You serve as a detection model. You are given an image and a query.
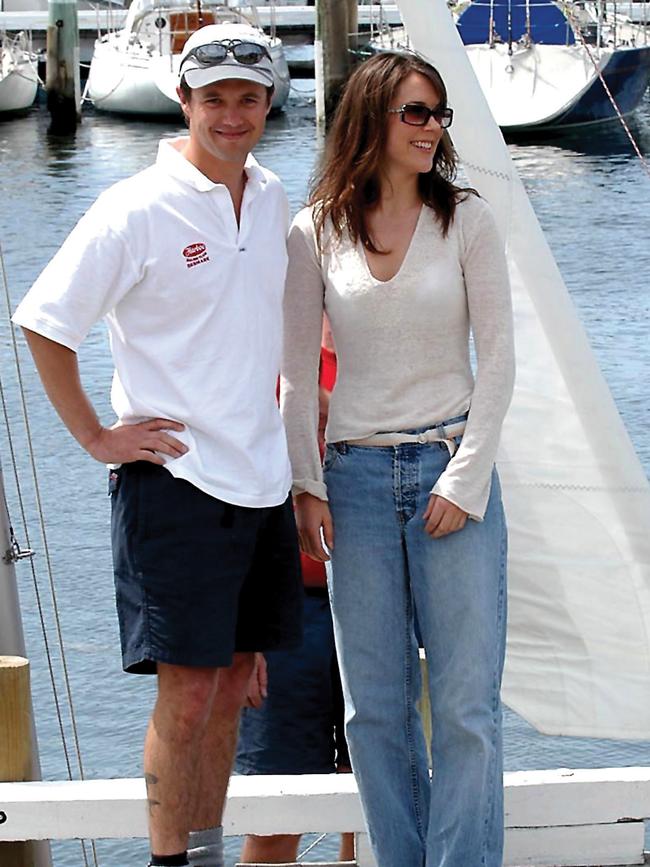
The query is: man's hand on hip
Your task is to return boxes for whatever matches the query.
[86,418,188,465]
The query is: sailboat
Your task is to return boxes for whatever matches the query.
[392,0,650,740]
[456,0,650,130]
[86,0,291,116]
[0,30,38,114]
[370,0,650,131]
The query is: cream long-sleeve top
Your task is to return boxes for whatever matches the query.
[280,193,515,520]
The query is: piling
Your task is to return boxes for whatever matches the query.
[0,657,39,867]
[314,0,359,127]
[46,0,81,134]
[0,466,52,867]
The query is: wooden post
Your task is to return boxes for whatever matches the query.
[347,0,359,54]
[46,0,81,134]
[314,0,355,128]
[0,657,38,867]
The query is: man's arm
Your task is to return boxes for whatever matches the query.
[24,329,188,465]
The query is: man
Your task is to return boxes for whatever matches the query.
[13,22,302,867]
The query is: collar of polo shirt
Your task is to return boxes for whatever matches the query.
[157,137,268,193]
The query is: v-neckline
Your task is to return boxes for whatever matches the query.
[359,204,424,285]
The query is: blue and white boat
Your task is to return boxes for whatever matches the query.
[455,0,650,130]
[370,0,650,131]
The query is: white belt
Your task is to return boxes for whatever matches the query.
[347,420,466,457]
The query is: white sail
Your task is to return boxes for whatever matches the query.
[395,0,650,738]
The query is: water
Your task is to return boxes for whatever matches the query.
[1,86,649,866]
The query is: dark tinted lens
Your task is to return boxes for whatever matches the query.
[401,104,430,126]
[231,42,267,64]
[194,43,227,64]
[434,108,453,128]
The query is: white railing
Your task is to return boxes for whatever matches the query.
[1,768,649,866]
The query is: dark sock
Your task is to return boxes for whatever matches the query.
[149,853,189,867]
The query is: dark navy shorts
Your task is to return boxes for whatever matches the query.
[236,588,350,775]
[110,462,303,675]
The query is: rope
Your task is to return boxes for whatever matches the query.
[563,3,650,180]
[297,832,328,861]
[0,242,99,867]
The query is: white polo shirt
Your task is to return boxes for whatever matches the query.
[13,137,293,508]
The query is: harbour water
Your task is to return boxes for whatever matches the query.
[1,85,649,866]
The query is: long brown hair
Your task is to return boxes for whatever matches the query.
[310,52,475,253]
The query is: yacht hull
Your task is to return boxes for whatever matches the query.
[466,41,650,130]
[88,33,290,116]
[0,44,37,113]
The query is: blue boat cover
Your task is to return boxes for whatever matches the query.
[456,0,575,45]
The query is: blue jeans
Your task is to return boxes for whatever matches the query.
[324,431,507,867]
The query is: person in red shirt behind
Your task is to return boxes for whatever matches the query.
[236,326,353,865]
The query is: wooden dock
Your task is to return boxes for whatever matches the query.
[1,767,649,866]
[0,4,401,67]
[0,4,402,34]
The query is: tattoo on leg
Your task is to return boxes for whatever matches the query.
[145,772,161,815]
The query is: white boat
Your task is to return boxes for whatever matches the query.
[0,29,37,114]
[369,0,650,131]
[86,0,291,117]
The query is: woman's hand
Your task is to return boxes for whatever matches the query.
[294,492,334,562]
[423,495,468,538]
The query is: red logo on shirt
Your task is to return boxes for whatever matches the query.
[182,243,210,269]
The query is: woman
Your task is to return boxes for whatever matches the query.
[281,51,515,867]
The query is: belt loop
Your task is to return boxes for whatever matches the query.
[444,439,458,458]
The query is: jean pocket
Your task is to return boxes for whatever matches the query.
[323,444,340,473]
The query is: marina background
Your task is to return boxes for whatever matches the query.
[0,82,649,865]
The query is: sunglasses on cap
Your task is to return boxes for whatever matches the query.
[387,103,454,129]
[180,38,271,73]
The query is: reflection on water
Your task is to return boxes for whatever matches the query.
[1,87,649,866]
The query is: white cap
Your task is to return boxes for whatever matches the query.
[179,23,275,91]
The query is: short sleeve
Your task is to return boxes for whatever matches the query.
[12,190,141,350]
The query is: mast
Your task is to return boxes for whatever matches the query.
[0,467,29,659]
[597,0,604,46]
[507,0,513,54]
[0,463,52,867]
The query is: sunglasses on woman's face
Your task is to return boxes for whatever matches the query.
[180,39,271,72]
[387,104,454,129]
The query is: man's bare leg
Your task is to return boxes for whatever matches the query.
[337,767,355,861]
[187,653,257,866]
[144,663,221,857]
[240,759,355,864]
[240,831,354,864]
[240,833,301,863]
